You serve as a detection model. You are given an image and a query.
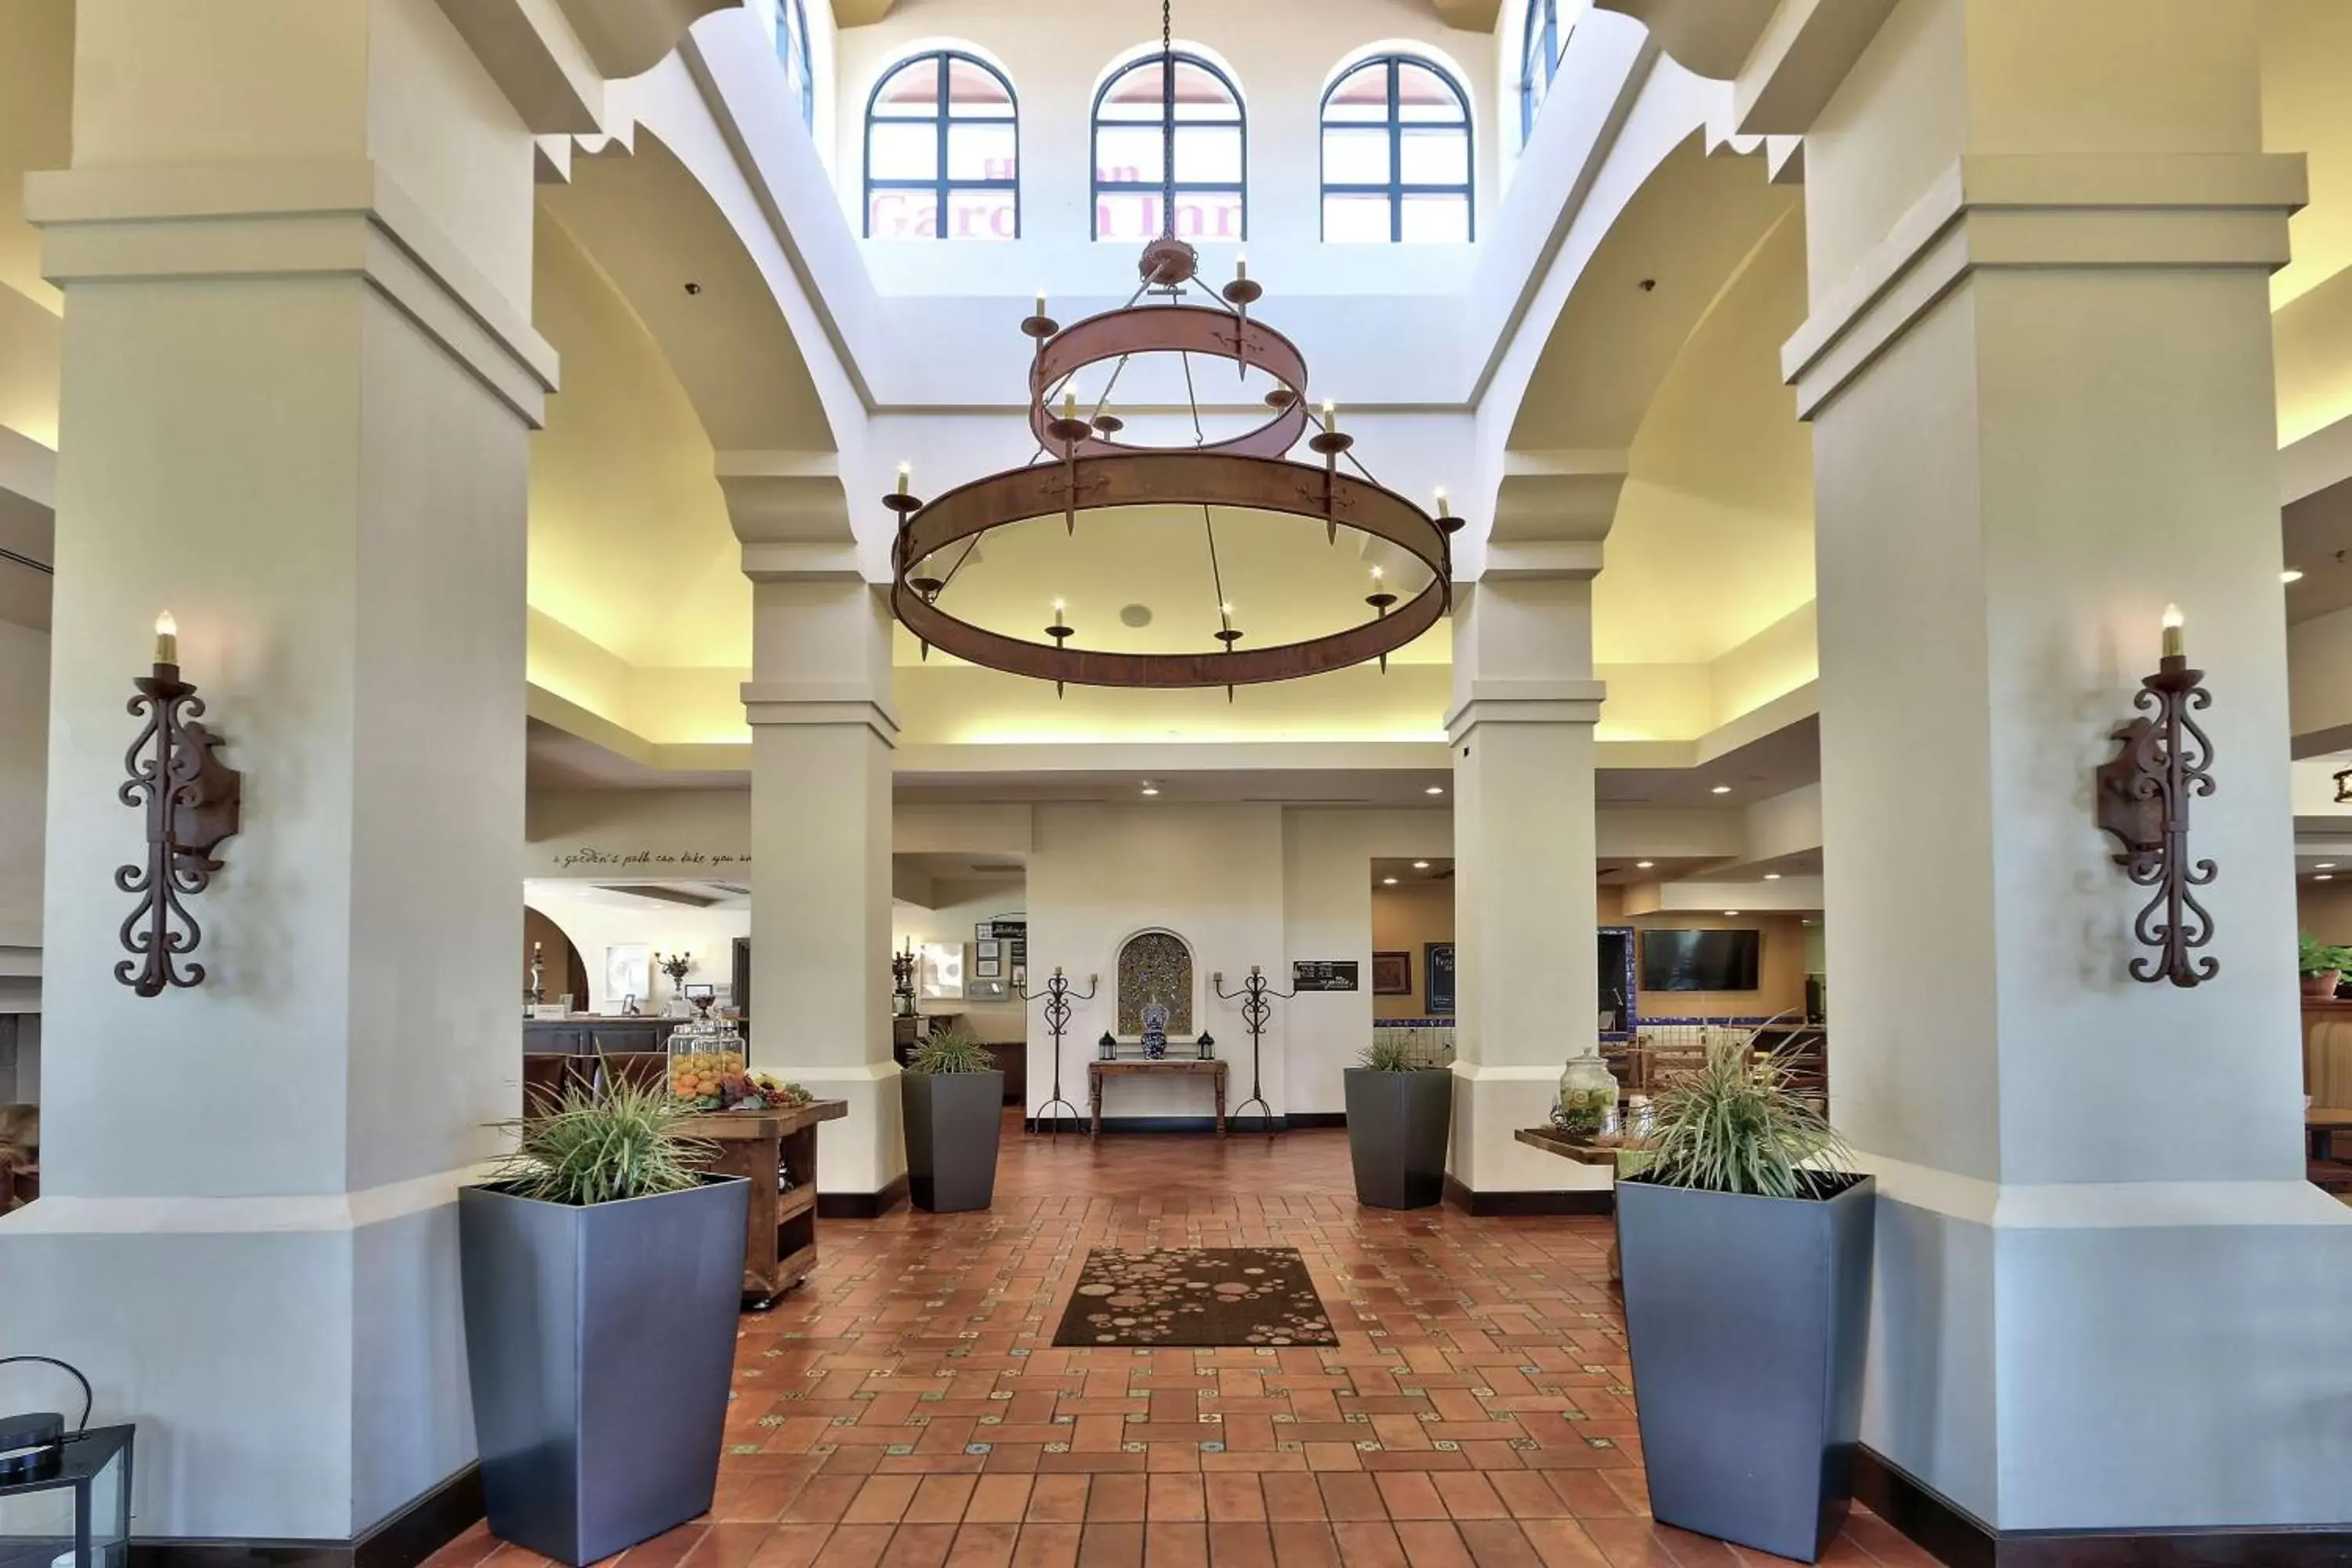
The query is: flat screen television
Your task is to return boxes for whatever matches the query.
[1640,928,1761,993]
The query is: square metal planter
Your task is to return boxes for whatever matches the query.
[1616,1173,1875,1563]
[458,1175,750,1566]
[1343,1068,1452,1209]
[903,1069,1004,1212]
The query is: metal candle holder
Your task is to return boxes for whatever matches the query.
[1214,964,1294,1135]
[116,636,241,996]
[2096,648,2217,988]
[1022,966,1098,1137]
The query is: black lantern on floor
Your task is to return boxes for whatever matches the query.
[0,1358,132,1568]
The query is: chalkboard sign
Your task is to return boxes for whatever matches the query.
[1291,960,1359,992]
[1425,942,1457,1015]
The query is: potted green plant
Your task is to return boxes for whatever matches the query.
[1614,1034,1872,1564]
[459,1080,746,1566]
[902,1031,1004,1212]
[2299,932,2350,999]
[1344,1037,1452,1209]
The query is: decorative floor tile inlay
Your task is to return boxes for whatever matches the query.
[1052,1245,1338,1347]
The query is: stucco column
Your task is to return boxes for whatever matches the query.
[1445,477,1612,1203]
[0,0,552,1543]
[1791,0,2350,1532]
[732,463,903,1207]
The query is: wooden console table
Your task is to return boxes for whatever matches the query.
[1515,1127,1642,1282]
[680,1100,847,1308]
[1089,1059,1228,1137]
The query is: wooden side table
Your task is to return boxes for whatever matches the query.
[681,1100,848,1308]
[1516,1126,1644,1283]
[1089,1059,1228,1137]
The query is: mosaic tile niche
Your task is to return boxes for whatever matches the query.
[1116,930,1194,1036]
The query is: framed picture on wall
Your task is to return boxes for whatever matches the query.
[1372,951,1412,996]
[975,956,1002,979]
[605,943,650,1009]
[1425,942,1457,1015]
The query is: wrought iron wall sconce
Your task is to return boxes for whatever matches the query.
[116,613,241,996]
[2094,604,2216,988]
[1022,966,1098,1136]
[1213,965,1294,1135]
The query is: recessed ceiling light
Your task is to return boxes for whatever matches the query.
[1412,860,1430,869]
[2285,568,2307,584]
[1140,782,1160,797]
[1635,860,1654,869]
[1711,785,1732,795]
[1425,786,1446,796]
[2321,874,2336,882]
[1382,877,1399,885]
[1765,873,1782,881]
[2321,862,2338,870]
[1723,910,1741,917]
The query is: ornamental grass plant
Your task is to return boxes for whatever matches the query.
[492,1077,717,1206]
[1641,1030,1851,1200]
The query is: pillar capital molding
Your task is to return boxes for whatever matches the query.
[1782,152,2308,419]
[1444,678,1608,742]
[739,681,900,746]
[1483,453,1624,582]
[24,159,557,427]
[720,453,862,583]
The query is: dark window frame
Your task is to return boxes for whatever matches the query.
[783,0,814,129]
[1319,53,1475,244]
[1520,0,1561,145]
[1090,49,1249,243]
[862,48,1021,241]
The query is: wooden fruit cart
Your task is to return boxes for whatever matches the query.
[681,1100,848,1309]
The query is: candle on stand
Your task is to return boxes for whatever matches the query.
[895,461,911,497]
[2161,603,2185,660]
[1034,288,1047,318]
[1064,390,1079,423]
[1370,564,1385,583]
[154,611,178,666]
[1236,254,1248,281]
[1321,399,1337,433]
[1434,485,1450,519]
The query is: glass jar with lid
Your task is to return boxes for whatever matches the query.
[667,1013,747,1107]
[1554,1049,1620,1135]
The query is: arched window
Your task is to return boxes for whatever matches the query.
[1092,52,1246,244]
[864,49,1018,241]
[1322,54,1473,244]
[1520,0,1564,143]
[777,0,815,130]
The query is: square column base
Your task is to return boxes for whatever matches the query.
[1446,1062,1613,1207]
[768,1061,904,1207]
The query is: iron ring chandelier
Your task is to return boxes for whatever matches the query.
[884,0,1461,692]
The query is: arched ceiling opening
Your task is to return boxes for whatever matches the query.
[539,130,836,454]
[1506,132,1797,452]
[1599,209,1812,663]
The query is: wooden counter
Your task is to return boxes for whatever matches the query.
[680,1100,847,1308]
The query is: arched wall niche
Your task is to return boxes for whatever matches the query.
[1115,927,1196,1037]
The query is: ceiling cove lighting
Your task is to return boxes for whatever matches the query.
[883,0,1457,700]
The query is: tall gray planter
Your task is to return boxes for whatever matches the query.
[459,1176,750,1567]
[1343,1068,1451,1209]
[903,1069,1004,1212]
[1615,1174,1876,1564]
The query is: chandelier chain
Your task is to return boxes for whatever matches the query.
[1160,0,1177,241]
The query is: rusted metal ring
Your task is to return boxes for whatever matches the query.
[891,452,1451,689]
[1028,305,1312,460]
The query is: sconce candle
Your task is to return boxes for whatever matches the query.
[2095,609,2217,988]
[117,622,243,995]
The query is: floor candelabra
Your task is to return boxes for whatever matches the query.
[1022,966,1097,1137]
[1214,965,1294,1135]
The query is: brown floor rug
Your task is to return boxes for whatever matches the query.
[1052,1247,1339,1348]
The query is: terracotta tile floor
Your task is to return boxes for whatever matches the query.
[426,1113,1944,1568]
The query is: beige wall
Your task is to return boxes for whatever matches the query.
[2296,882,2352,946]
[1371,883,1454,1019]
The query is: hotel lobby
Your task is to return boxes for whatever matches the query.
[2,1,2351,1565]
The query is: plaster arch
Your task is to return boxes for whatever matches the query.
[1112,925,1200,1039]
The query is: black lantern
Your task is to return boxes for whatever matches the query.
[1196,1031,1216,1061]
[1098,1031,1117,1062]
[0,1358,132,1568]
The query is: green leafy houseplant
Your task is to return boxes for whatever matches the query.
[2299,931,2352,977]
[910,1031,995,1075]
[1640,1035,1852,1200]
[492,1078,717,1206]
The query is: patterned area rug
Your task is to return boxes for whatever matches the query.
[1051,1246,1338,1348]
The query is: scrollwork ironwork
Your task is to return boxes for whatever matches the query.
[2095,659,2217,988]
[1214,965,1295,1135]
[1022,967,1098,1136]
[115,666,241,996]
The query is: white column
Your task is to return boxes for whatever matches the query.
[1446,472,1613,1200]
[1791,0,2350,1531]
[0,0,552,1541]
[731,463,904,1204]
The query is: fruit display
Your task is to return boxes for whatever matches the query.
[669,1047,747,1105]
